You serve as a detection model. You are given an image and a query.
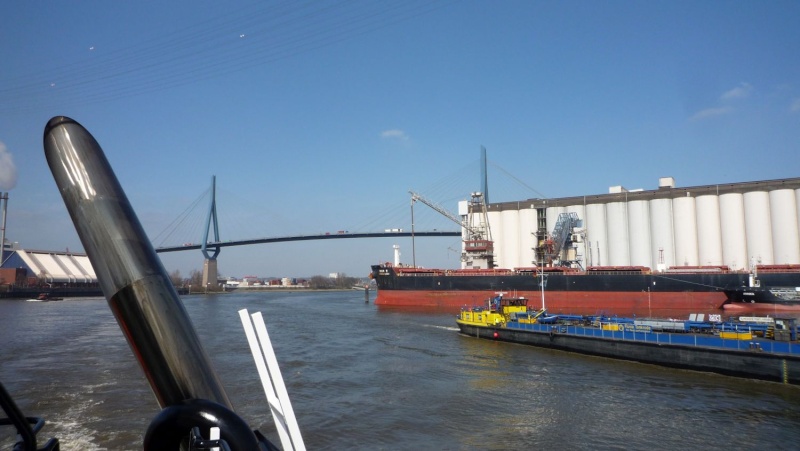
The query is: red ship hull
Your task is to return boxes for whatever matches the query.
[371,263,800,317]
[374,289,728,317]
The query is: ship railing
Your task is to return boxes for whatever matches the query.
[516,268,658,276]
[508,322,800,356]
[587,266,651,272]
[662,268,751,274]
[393,269,445,276]
[448,269,515,276]
[667,265,730,272]
[0,380,60,450]
[755,264,800,274]
[394,269,516,277]
[578,270,655,276]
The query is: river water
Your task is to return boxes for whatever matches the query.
[2,291,800,450]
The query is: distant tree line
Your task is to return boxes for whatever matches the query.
[168,269,203,288]
[307,274,359,289]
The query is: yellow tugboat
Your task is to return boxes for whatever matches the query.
[457,294,546,328]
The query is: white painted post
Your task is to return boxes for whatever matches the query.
[238,309,299,450]
[251,311,306,451]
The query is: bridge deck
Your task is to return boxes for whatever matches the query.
[154,230,460,253]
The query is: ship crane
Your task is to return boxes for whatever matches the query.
[409,190,495,269]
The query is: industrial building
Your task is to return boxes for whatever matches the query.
[0,189,101,295]
[468,177,800,271]
[0,248,98,287]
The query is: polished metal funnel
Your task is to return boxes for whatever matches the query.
[43,116,232,410]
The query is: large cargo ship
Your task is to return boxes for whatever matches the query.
[370,263,800,316]
[373,172,800,316]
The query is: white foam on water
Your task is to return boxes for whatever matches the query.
[46,385,111,450]
[49,419,108,451]
[423,324,460,332]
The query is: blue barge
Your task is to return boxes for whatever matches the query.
[457,296,800,384]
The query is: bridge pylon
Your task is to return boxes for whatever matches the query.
[201,175,221,292]
[202,258,219,292]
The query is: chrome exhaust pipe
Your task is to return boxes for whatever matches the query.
[43,116,231,409]
[44,117,266,449]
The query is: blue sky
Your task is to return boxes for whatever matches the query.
[1,0,799,279]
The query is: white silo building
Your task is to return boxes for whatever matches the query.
[468,177,800,271]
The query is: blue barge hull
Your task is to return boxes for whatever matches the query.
[457,321,800,384]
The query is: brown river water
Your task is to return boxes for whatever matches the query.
[2,291,800,450]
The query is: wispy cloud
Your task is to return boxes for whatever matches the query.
[380,129,409,140]
[690,107,733,121]
[0,141,17,191]
[720,82,752,100]
[791,98,800,113]
[690,83,752,121]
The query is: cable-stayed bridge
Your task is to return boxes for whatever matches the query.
[153,177,461,290]
[154,230,459,253]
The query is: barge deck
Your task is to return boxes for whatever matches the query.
[457,296,800,384]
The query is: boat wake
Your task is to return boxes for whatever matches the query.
[423,324,460,332]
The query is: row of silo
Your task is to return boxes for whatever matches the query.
[773,189,800,263]
[649,198,674,269]
[673,195,699,266]
[500,209,520,269]
[585,203,609,266]
[719,192,747,268]
[486,206,536,269]
[518,207,537,267]
[482,182,800,271]
[604,201,628,266]
[695,194,722,266]
[602,188,799,269]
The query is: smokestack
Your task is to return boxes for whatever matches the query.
[0,140,18,265]
[43,117,232,408]
[0,192,6,264]
[44,116,261,448]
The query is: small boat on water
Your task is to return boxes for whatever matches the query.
[456,295,800,384]
[25,293,64,302]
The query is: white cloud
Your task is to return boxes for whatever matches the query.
[791,98,800,113]
[690,107,733,121]
[720,82,752,101]
[0,142,17,191]
[380,129,409,140]
[689,83,753,121]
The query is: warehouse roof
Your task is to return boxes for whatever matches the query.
[4,249,97,283]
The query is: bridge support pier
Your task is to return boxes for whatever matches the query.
[202,258,220,292]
